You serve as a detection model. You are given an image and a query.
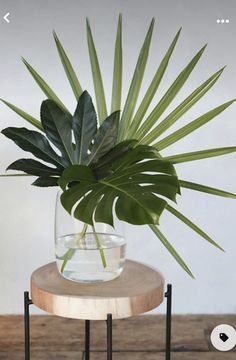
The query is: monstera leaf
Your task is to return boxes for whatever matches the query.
[59,143,179,227]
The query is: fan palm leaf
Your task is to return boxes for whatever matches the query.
[117,18,155,141]
[179,180,236,199]
[111,14,123,113]
[153,100,235,150]
[134,44,207,140]
[22,58,70,114]
[138,67,225,144]
[0,99,43,131]
[149,224,194,278]
[166,204,223,250]
[165,147,236,164]
[53,31,83,100]
[128,28,181,138]
[86,18,108,122]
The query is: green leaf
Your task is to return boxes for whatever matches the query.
[72,91,97,164]
[135,45,207,140]
[93,140,137,170]
[1,99,43,131]
[114,189,166,226]
[141,67,225,144]
[40,100,74,165]
[87,111,120,164]
[7,158,62,176]
[86,18,107,122]
[166,204,224,251]
[112,178,179,202]
[53,31,83,100]
[101,146,180,194]
[165,146,236,164]
[61,182,95,212]
[0,173,33,177]
[32,176,59,187]
[111,14,123,113]
[179,180,236,199]
[95,191,116,226]
[128,28,181,138]
[111,160,177,178]
[22,58,70,114]
[60,148,179,226]
[1,127,64,167]
[59,164,95,185]
[73,184,104,225]
[154,99,236,150]
[149,224,194,278]
[75,180,166,227]
[120,174,179,202]
[118,18,155,141]
[109,145,164,171]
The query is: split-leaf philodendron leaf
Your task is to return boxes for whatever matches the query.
[59,146,179,227]
[1,16,236,277]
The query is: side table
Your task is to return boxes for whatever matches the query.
[24,260,172,359]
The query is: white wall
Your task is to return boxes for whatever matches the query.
[0,0,236,314]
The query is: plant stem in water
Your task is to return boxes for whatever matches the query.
[60,223,88,273]
[92,225,107,268]
[76,223,88,248]
[60,248,75,274]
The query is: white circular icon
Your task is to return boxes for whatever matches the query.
[211,324,236,351]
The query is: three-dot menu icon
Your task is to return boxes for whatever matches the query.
[217,19,230,24]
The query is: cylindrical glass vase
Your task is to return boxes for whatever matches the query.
[55,191,126,283]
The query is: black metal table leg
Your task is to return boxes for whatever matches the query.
[24,291,32,360]
[165,284,172,360]
[107,313,112,360]
[84,320,90,360]
[24,285,168,360]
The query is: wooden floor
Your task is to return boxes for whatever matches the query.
[0,315,235,359]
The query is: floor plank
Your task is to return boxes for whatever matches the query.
[0,315,236,359]
[90,352,236,360]
[1,351,235,360]
[0,351,235,360]
[0,352,83,360]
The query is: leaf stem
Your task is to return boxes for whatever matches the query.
[92,224,107,268]
[60,248,75,274]
[76,223,88,247]
[60,223,88,273]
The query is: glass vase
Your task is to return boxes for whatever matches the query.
[54,191,126,283]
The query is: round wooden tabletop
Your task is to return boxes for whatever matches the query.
[31,260,165,320]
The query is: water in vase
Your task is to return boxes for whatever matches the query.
[55,232,126,282]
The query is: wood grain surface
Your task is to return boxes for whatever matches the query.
[0,315,235,359]
[31,260,164,320]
